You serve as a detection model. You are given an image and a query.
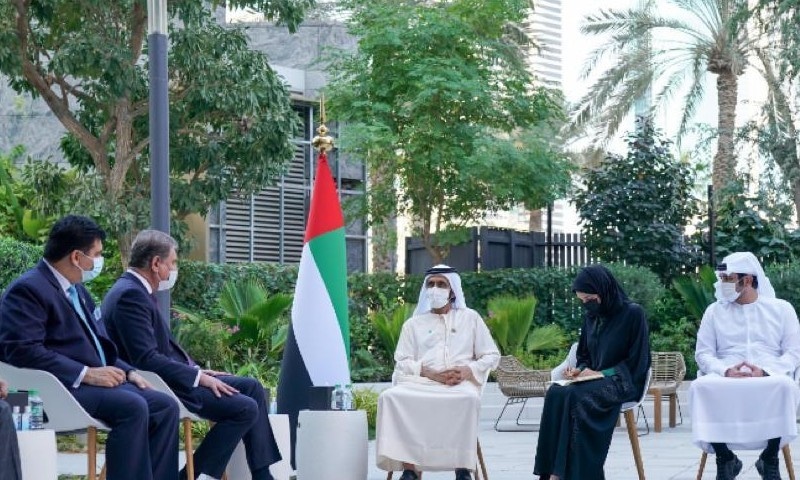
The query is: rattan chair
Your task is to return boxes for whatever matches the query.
[493,356,550,431]
[647,352,686,432]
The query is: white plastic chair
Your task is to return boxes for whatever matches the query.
[0,361,110,480]
[137,370,204,480]
[619,367,652,480]
[694,367,798,480]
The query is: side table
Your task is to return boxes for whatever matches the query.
[296,409,368,480]
[17,429,57,480]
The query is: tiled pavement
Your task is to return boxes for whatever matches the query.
[57,381,798,479]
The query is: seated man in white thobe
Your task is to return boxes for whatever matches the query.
[376,265,500,480]
[690,252,800,480]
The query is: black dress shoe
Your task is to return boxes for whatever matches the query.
[455,468,472,480]
[399,470,419,480]
[716,455,742,480]
[756,457,782,480]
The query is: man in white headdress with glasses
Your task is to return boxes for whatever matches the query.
[690,252,800,480]
[375,265,500,480]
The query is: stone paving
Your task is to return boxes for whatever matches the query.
[57,381,799,479]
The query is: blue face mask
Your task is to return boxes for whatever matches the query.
[77,252,104,283]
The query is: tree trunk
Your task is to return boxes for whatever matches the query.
[713,71,739,192]
[529,208,544,232]
[371,216,397,273]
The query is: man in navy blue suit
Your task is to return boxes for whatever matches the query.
[0,215,179,480]
[102,229,280,480]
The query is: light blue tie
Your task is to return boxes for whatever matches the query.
[67,285,106,366]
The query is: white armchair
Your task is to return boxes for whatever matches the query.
[0,361,109,480]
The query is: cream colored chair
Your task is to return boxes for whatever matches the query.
[647,352,686,432]
[0,361,109,480]
[493,355,550,431]
[694,367,798,480]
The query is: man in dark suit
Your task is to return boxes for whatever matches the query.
[103,229,280,480]
[0,377,22,480]
[0,215,179,480]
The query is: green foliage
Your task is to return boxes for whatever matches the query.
[647,288,699,378]
[485,295,537,355]
[525,324,567,353]
[574,118,700,281]
[707,180,800,264]
[173,261,298,317]
[172,308,234,370]
[0,0,311,258]
[650,316,699,379]
[0,236,41,291]
[672,266,716,320]
[326,0,572,261]
[767,262,800,314]
[352,387,380,438]
[219,279,292,355]
[369,303,415,361]
[350,347,392,383]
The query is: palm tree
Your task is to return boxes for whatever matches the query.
[572,0,752,192]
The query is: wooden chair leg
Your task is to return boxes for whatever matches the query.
[697,451,707,480]
[668,393,677,428]
[477,439,488,480]
[99,464,107,480]
[386,472,393,480]
[651,389,662,433]
[783,445,795,480]
[88,426,97,480]
[624,410,646,480]
[183,418,195,480]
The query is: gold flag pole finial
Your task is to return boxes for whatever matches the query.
[312,93,334,153]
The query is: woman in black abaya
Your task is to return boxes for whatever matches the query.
[533,265,651,480]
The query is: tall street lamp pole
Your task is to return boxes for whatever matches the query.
[148,0,171,317]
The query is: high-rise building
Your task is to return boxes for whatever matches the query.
[521,0,581,234]
[526,0,563,89]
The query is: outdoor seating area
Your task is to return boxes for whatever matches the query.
[648,352,687,433]
[492,356,550,431]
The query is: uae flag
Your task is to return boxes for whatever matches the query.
[277,150,351,467]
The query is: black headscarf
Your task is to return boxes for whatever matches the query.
[571,265,629,317]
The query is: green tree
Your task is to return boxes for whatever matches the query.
[574,117,699,280]
[326,0,572,262]
[574,0,753,192]
[0,0,311,258]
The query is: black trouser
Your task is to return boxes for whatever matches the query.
[712,437,780,462]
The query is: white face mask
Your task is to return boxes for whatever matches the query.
[157,269,178,291]
[427,287,451,309]
[77,253,104,283]
[716,281,741,303]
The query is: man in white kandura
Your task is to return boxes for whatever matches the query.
[376,265,500,480]
[690,252,800,480]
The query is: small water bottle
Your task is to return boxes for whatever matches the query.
[11,406,21,431]
[331,384,344,410]
[29,390,44,430]
[20,408,30,431]
[342,384,354,411]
